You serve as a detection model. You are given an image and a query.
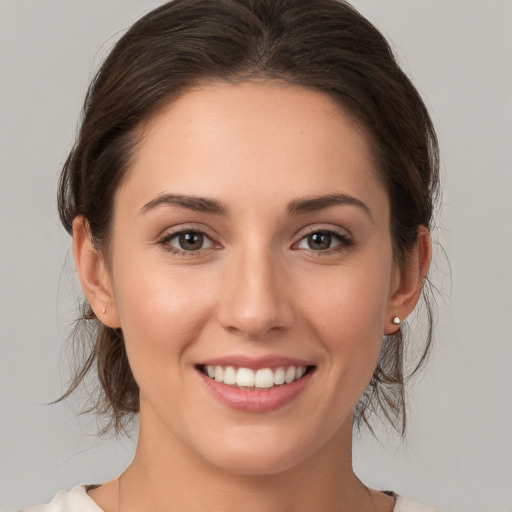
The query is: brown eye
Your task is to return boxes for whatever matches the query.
[179,232,203,250]
[308,232,332,250]
[167,231,212,251]
[296,231,345,251]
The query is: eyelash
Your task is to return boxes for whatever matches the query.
[157,228,352,257]
[157,228,217,257]
[295,229,352,255]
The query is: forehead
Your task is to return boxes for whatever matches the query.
[119,81,388,218]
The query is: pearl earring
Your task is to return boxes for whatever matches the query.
[102,307,107,314]
[392,316,401,325]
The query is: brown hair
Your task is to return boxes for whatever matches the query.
[58,0,439,435]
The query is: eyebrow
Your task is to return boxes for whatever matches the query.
[140,192,372,220]
[287,193,373,221]
[140,194,228,216]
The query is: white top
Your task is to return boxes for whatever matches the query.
[20,485,441,512]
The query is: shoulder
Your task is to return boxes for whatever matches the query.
[393,494,443,512]
[20,485,103,512]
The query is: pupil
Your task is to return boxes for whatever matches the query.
[309,232,331,250]
[179,232,203,250]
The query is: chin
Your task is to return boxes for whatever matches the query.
[194,423,330,477]
[207,445,306,477]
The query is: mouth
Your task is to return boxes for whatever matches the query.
[196,364,316,390]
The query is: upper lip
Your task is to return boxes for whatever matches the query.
[196,355,314,370]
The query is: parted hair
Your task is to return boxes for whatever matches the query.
[58,0,439,435]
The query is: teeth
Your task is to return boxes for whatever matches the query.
[223,366,237,385]
[214,366,223,382]
[236,367,255,387]
[285,366,296,384]
[203,365,308,389]
[296,366,306,379]
[255,368,274,389]
[273,367,285,385]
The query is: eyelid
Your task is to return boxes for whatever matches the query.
[294,224,352,241]
[167,231,213,250]
[156,222,218,241]
[292,226,353,253]
[155,223,352,256]
[157,224,222,255]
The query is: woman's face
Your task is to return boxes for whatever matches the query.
[100,82,403,474]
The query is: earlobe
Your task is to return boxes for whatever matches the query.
[72,216,121,328]
[384,226,431,335]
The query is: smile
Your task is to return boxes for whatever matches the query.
[201,365,309,389]
[196,358,316,412]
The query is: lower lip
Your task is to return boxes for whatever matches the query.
[198,369,314,413]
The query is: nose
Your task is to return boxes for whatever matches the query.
[217,247,295,339]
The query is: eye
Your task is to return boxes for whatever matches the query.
[296,230,348,251]
[161,230,214,252]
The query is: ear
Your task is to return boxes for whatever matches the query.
[384,226,431,335]
[72,216,121,328]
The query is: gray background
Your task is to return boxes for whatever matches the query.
[1,1,511,511]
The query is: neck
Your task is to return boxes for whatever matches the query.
[118,410,376,512]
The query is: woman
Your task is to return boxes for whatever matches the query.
[25,0,439,510]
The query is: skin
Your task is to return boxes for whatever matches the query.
[74,82,430,512]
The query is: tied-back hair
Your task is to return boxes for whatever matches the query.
[58,0,439,435]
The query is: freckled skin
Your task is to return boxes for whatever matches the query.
[77,82,423,512]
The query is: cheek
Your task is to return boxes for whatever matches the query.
[302,261,391,337]
[111,259,216,367]
[297,256,393,383]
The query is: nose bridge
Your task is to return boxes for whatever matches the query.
[218,241,293,338]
